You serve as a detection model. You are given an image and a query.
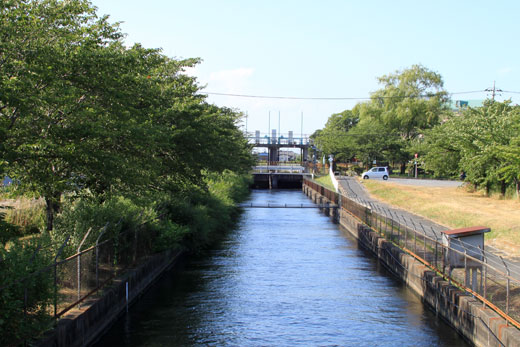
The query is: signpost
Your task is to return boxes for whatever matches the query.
[414,153,418,178]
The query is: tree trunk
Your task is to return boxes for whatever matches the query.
[500,180,507,197]
[400,162,406,175]
[485,183,490,197]
[45,192,61,231]
[516,179,519,200]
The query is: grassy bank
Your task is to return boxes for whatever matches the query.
[313,175,335,191]
[362,180,520,251]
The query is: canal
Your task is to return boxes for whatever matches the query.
[96,190,468,346]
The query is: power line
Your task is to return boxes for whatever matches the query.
[200,90,487,101]
[485,81,503,101]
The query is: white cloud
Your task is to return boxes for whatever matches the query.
[208,67,254,93]
[182,65,199,78]
[498,67,513,75]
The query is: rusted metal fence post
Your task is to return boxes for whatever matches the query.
[24,244,42,325]
[54,236,70,318]
[389,209,394,241]
[464,247,468,287]
[95,223,110,288]
[77,228,92,308]
[382,208,389,238]
[421,224,427,259]
[500,256,510,321]
[479,246,486,305]
[364,201,369,226]
[431,228,439,268]
[404,218,408,249]
[414,227,417,254]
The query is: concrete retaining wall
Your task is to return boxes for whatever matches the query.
[303,182,520,347]
[36,249,184,347]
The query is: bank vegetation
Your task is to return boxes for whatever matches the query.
[313,65,520,199]
[0,1,253,344]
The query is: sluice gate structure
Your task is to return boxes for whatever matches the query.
[248,131,313,189]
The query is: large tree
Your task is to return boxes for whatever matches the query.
[313,109,359,161]
[372,64,449,140]
[315,65,449,171]
[423,100,520,196]
[1,0,253,230]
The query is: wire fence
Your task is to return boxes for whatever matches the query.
[0,217,160,344]
[304,178,520,329]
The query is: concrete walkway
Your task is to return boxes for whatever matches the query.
[337,177,520,282]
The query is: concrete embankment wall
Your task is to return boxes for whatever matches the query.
[303,182,520,347]
[37,249,183,347]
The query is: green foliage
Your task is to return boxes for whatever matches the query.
[0,237,54,345]
[52,195,156,254]
[1,0,253,232]
[423,100,520,195]
[152,221,190,252]
[3,200,46,237]
[206,170,252,205]
[0,0,254,342]
[153,172,250,252]
[372,64,449,140]
[315,65,449,170]
[0,206,21,244]
[313,110,359,161]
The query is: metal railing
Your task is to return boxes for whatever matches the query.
[252,165,305,173]
[247,133,312,146]
[304,178,520,329]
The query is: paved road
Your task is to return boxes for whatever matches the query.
[337,177,520,282]
[379,177,464,188]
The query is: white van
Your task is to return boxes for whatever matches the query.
[361,167,389,180]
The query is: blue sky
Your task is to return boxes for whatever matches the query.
[90,0,520,136]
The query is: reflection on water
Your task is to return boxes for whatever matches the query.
[96,190,468,346]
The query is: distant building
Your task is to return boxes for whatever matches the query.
[448,99,485,112]
[257,152,268,161]
[279,150,297,162]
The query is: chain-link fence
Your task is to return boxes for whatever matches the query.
[0,218,160,345]
[304,178,520,329]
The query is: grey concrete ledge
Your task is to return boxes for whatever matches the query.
[36,249,184,347]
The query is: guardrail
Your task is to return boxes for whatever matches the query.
[304,178,520,329]
[247,134,312,146]
[252,165,305,173]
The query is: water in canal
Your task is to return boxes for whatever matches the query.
[96,190,468,346]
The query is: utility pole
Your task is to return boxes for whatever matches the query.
[485,81,502,101]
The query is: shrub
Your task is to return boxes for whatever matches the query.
[4,199,45,237]
[52,196,157,255]
[0,237,54,345]
[152,220,190,252]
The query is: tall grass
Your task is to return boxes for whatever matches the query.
[0,198,45,243]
